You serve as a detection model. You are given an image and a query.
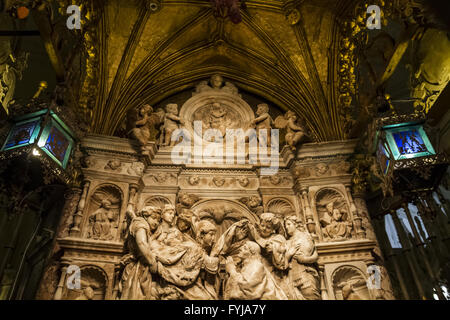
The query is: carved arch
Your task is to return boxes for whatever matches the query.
[191,199,259,239]
[331,265,370,300]
[82,183,123,239]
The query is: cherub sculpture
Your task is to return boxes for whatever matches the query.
[127,104,165,153]
[251,103,273,147]
[161,103,184,147]
[275,111,307,151]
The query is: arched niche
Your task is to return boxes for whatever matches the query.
[191,199,259,239]
[63,265,108,300]
[83,184,123,241]
[315,187,352,241]
[331,265,371,300]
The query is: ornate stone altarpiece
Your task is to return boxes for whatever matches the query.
[36,79,394,300]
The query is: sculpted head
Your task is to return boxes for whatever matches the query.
[238,241,261,260]
[139,104,153,116]
[326,201,334,213]
[141,206,162,231]
[210,74,224,89]
[256,103,269,116]
[332,208,344,222]
[196,220,217,250]
[258,212,281,238]
[162,204,176,225]
[284,215,303,237]
[178,192,198,207]
[166,103,178,115]
[286,110,297,121]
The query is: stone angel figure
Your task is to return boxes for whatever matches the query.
[274,111,307,151]
[127,104,164,153]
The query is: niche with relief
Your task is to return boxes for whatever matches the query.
[331,266,371,300]
[84,184,122,241]
[64,266,108,300]
[315,188,352,241]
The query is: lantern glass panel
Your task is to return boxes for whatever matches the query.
[1,118,41,151]
[37,118,74,169]
[385,124,435,160]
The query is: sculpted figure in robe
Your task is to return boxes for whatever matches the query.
[277,215,321,300]
[88,199,115,240]
[148,204,220,300]
[323,201,352,241]
[224,241,288,300]
[248,213,287,290]
[119,206,161,300]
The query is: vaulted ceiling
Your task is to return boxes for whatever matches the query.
[80,0,356,141]
[3,0,448,143]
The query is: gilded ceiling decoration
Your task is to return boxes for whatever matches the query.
[41,0,449,142]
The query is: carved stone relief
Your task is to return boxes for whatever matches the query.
[316,188,353,241]
[84,185,122,241]
[332,266,371,300]
[104,160,122,172]
[239,196,264,215]
[64,266,107,300]
[266,198,296,216]
[294,160,352,180]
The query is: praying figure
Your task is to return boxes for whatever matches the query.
[88,199,116,240]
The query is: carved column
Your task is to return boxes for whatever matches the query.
[346,186,365,239]
[53,264,68,300]
[58,187,82,238]
[69,180,90,237]
[318,265,328,300]
[301,188,317,239]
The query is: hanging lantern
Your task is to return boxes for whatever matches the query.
[0,107,76,183]
[372,113,448,194]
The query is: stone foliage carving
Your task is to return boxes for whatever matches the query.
[127,162,145,176]
[261,175,292,186]
[148,172,177,184]
[316,189,353,241]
